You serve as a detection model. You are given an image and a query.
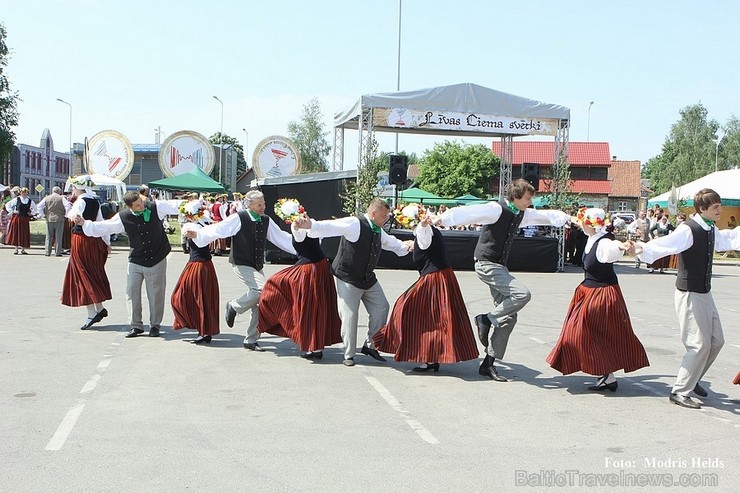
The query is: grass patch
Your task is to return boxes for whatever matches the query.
[29,219,184,247]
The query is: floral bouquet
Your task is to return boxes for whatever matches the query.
[274,198,305,224]
[576,207,610,229]
[393,203,425,229]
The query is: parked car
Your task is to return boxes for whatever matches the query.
[611,212,636,224]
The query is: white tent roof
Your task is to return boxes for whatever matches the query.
[334,82,570,137]
[648,169,740,206]
[65,174,127,202]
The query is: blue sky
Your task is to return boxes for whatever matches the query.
[3,0,739,168]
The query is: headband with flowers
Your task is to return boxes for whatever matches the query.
[274,198,305,224]
[393,203,426,229]
[179,199,209,224]
[576,207,610,229]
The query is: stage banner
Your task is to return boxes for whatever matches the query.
[372,107,560,136]
[252,136,302,179]
[158,130,216,177]
[85,130,135,180]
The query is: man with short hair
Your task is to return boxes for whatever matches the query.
[634,188,740,409]
[186,190,296,351]
[36,186,71,257]
[434,179,570,381]
[75,190,183,338]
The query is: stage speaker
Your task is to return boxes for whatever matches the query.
[521,162,540,189]
[389,154,408,185]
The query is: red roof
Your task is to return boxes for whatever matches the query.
[546,179,611,194]
[492,141,612,166]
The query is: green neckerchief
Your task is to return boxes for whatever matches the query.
[248,209,262,223]
[366,216,381,234]
[699,215,715,228]
[505,200,520,215]
[132,208,151,222]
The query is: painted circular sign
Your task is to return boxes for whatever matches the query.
[85,130,134,180]
[158,130,216,177]
[252,135,302,179]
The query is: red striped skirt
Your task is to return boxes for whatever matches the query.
[171,260,220,336]
[373,267,479,363]
[257,259,341,352]
[62,219,73,250]
[5,215,31,248]
[651,255,670,269]
[546,283,649,376]
[733,371,740,385]
[61,234,112,306]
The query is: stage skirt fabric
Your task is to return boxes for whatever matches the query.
[257,259,341,352]
[171,260,220,336]
[546,283,649,376]
[733,371,740,385]
[5,215,31,248]
[61,234,112,307]
[373,267,479,364]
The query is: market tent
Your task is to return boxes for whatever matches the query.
[65,174,126,202]
[648,170,740,208]
[148,166,225,193]
[454,193,490,205]
[397,187,457,206]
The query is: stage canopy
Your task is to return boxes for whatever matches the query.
[397,186,457,206]
[148,166,225,193]
[648,169,740,207]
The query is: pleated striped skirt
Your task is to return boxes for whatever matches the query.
[733,371,740,385]
[171,260,220,336]
[5,215,31,248]
[546,283,649,376]
[257,259,342,352]
[373,267,479,364]
[61,233,112,307]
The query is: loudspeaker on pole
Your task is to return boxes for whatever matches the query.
[389,154,408,185]
[521,162,540,189]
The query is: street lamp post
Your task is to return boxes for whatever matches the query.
[242,128,249,165]
[56,98,72,173]
[154,126,164,144]
[587,101,594,141]
[395,0,402,153]
[213,96,224,185]
[715,135,722,173]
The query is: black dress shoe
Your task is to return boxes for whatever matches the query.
[479,364,507,382]
[191,335,212,344]
[343,358,355,367]
[412,363,440,373]
[91,308,108,324]
[475,314,492,346]
[225,303,237,328]
[243,342,265,351]
[300,351,323,360]
[588,380,618,392]
[149,326,160,337]
[361,344,386,362]
[126,328,145,338]
[80,318,95,330]
[669,393,701,409]
[693,383,708,397]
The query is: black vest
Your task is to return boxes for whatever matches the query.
[293,236,325,265]
[474,201,525,265]
[229,210,267,270]
[413,226,450,276]
[17,198,32,217]
[582,234,619,287]
[332,216,382,289]
[72,197,100,234]
[676,220,713,294]
[119,201,171,267]
[187,238,212,262]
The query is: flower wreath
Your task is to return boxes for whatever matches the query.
[393,203,425,229]
[274,198,305,224]
[179,199,207,223]
[68,175,95,188]
[576,207,610,229]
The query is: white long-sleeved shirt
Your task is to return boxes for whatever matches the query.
[69,193,109,245]
[81,200,182,238]
[438,201,570,229]
[36,193,72,219]
[4,196,37,216]
[414,223,433,250]
[585,231,626,264]
[305,214,410,257]
[192,210,296,255]
[637,214,740,264]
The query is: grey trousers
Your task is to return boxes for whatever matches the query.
[126,258,167,330]
[672,290,724,395]
[230,264,265,344]
[335,279,389,360]
[475,260,532,359]
[45,220,65,255]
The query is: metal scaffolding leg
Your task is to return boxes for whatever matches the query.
[498,135,513,198]
[332,127,344,171]
[551,120,570,272]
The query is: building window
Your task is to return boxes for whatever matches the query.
[591,167,608,180]
[618,201,628,211]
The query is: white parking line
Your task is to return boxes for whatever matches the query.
[365,376,440,445]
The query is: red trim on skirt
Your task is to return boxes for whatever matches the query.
[258,259,341,352]
[546,283,649,376]
[6,215,31,247]
[171,260,220,336]
[733,371,740,385]
[373,267,479,363]
[61,234,112,306]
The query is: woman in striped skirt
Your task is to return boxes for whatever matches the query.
[171,199,219,344]
[258,199,341,359]
[733,372,740,385]
[62,179,112,330]
[4,187,37,255]
[373,204,478,372]
[547,208,649,391]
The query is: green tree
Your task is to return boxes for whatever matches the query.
[718,115,740,170]
[209,132,247,187]
[0,23,20,176]
[340,140,389,214]
[287,97,331,174]
[644,103,720,195]
[415,141,498,198]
